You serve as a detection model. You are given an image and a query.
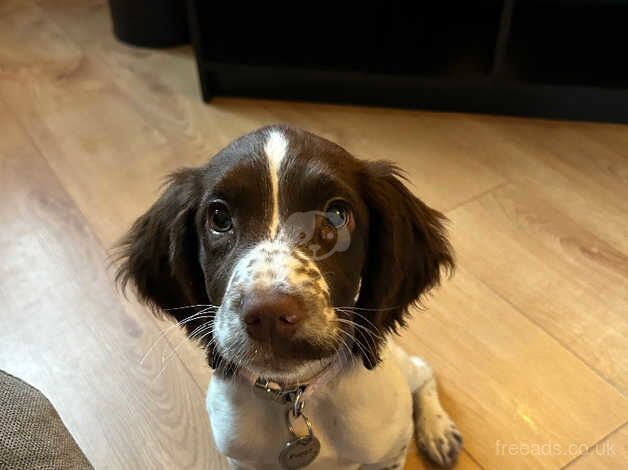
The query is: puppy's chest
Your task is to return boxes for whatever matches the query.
[207,362,413,467]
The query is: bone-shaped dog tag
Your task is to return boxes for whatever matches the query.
[278,434,320,469]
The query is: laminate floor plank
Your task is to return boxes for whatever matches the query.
[0,98,227,470]
[0,2,626,470]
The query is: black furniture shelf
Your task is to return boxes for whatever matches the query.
[187,0,628,123]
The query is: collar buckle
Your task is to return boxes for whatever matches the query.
[254,377,306,405]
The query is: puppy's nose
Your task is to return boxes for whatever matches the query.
[243,293,303,343]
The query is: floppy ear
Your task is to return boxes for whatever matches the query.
[115,168,208,314]
[355,161,454,368]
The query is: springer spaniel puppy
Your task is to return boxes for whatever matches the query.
[117,125,462,469]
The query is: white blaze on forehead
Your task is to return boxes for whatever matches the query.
[263,129,288,238]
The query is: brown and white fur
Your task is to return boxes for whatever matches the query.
[117,125,462,469]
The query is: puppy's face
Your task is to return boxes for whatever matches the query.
[198,128,369,377]
[117,126,453,379]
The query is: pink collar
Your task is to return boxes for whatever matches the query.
[238,354,347,405]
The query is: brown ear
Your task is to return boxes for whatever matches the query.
[355,161,454,368]
[115,168,208,314]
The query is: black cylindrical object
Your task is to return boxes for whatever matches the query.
[108,0,189,48]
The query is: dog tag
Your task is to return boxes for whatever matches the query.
[279,435,321,469]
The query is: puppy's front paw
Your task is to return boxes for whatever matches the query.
[416,412,463,467]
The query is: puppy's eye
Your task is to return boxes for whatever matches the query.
[325,200,351,229]
[209,202,233,233]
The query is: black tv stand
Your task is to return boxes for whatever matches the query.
[187,0,628,123]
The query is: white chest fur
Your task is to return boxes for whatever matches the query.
[206,351,414,469]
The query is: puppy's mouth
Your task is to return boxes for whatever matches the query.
[239,340,339,376]
[215,322,343,376]
[213,299,348,378]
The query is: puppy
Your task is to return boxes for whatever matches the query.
[117,125,462,469]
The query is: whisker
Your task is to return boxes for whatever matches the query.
[164,304,220,311]
[187,320,215,340]
[333,332,351,367]
[335,308,382,336]
[140,308,215,365]
[335,316,374,338]
[334,305,401,312]
[335,318,382,351]
[152,320,215,382]
[336,328,373,368]
[336,318,384,341]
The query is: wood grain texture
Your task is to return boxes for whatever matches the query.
[0,0,214,392]
[0,1,626,469]
[0,99,226,469]
[447,184,628,392]
[398,268,627,469]
[566,424,628,470]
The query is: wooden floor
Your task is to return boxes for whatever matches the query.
[1,1,627,469]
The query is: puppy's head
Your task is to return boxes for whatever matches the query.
[116,125,453,380]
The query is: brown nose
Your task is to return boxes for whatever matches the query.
[243,293,303,343]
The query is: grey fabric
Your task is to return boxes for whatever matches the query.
[0,370,93,470]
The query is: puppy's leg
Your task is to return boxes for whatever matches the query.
[389,343,463,467]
